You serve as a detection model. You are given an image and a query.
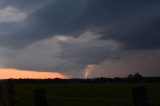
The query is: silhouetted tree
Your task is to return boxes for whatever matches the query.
[134,73,143,79]
[127,74,134,79]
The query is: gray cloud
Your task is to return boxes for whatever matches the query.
[4,31,120,73]
[84,50,160,78]
[0,0,52,11]
[0,0,160,77]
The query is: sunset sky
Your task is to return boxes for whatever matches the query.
[0,68,66,79]
[0,0,160,78]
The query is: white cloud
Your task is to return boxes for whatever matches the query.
[0,6,27,23]
[54,31,121,50]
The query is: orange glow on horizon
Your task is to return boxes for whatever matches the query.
[0,68,67,79]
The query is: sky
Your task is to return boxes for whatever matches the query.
[0,0,160,78]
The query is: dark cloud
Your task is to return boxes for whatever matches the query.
[0,0,160,77]
[101,12,160,50]
[0,0,160,50]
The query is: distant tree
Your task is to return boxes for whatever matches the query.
[126,73,143,83]
[127,74,134,79]
[134,72,143,79]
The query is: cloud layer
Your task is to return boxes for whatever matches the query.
[0,0,160,77]
[84,50,160,78]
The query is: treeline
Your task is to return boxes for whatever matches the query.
[1,73,160,84]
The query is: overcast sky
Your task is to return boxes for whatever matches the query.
[0,0,160,78]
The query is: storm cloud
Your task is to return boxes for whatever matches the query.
[0,0,160,77]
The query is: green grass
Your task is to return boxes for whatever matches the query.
[1,83,160,106]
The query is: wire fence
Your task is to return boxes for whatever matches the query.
[7,93,34,106]
[0,82,160,106]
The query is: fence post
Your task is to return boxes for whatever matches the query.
[7,80,15,106]
[132,85,149,106]
[0,85,2,101]
[34,88,48,106]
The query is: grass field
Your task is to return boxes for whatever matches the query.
[1,83,160,106]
